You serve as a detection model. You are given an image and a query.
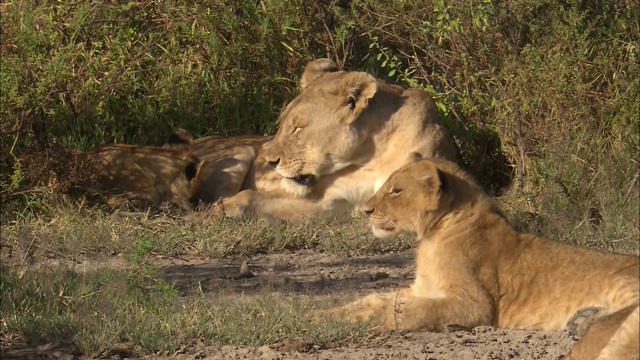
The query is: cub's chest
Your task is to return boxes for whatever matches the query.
[411,243,449,298]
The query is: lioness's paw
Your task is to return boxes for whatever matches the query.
[310,307,390,333]
[208,200,228,217]
[318,303,395,332]
[200,199,243,219]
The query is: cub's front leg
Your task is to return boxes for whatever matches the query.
[326,287,495,333]
[326,289,411,332]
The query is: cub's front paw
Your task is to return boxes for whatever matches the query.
[316,299,397,333]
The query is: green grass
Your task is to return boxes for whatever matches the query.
[0,200,401,357]
[0,196,415,263]
[1,264,373,358]
[1,196,636,358]
[2,0,638,239]
[2,0,637,240]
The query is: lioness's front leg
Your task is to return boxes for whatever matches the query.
[327,286,495,333]
[208,189,325,221]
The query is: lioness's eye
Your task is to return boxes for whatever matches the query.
[290,126,303,135]
[389,188,401,197]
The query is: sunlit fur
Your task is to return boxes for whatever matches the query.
[327,158,639,360]
[170,58,459,221]
[256,58,458,215]
[279,177,313,198]
[85,144,206,209]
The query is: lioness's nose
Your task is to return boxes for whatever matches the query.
[362,208,374,217]
[267,158,280,168]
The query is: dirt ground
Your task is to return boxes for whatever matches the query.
[2,249,580,360]
[152,249,577,360]
[160,328,575,360]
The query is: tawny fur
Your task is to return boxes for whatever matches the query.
[164,134,274,204]
[168,58,459,221]
[325,158,639,360]
[83,144,206,209]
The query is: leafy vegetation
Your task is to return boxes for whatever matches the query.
[2,0,637,240]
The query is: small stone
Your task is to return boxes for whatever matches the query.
[237,259,253,278]
[258,345,280,360]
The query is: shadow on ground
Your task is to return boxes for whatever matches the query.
[157,249,415,297]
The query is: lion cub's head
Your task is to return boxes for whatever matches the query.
[87,144,206,210]
[362,157,460,238]
[263,58,379,197]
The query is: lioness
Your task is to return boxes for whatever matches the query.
[81,144,206,210]
[324,157,639,360]
[172,58,459,220]
[164,131,274,204]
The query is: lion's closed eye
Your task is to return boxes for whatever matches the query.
[389,187,402,197]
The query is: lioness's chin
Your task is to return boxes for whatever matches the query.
[370,225,398,238]
[280,178,313,198]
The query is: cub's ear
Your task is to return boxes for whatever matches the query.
[186,159,208,206]
[436,168,448,192]
[420,162,448,193]
[410,152,424,162]
[165,128,194,148]
[339,72,377,123]
[300,58,339,90]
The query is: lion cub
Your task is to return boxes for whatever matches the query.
[81,144,206,210]
[326,157,639,360]
[163,130,272,204]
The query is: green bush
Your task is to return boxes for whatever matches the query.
[1,0,638,246]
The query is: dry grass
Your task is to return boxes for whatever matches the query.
[1,196,415,266]
[1,186,637,358]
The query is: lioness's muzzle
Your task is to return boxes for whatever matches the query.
[291,174,315,187]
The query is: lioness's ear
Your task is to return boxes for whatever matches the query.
[340,72,377,123]
[185,161,198,182]
[300,58,339,90]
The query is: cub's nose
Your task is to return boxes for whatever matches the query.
[266,158,280,168]
[362,207,374,217]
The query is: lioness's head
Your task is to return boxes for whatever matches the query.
[362,157,455,238]
[264,58,379,197]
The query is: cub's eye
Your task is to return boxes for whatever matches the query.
[389,187,402,197]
